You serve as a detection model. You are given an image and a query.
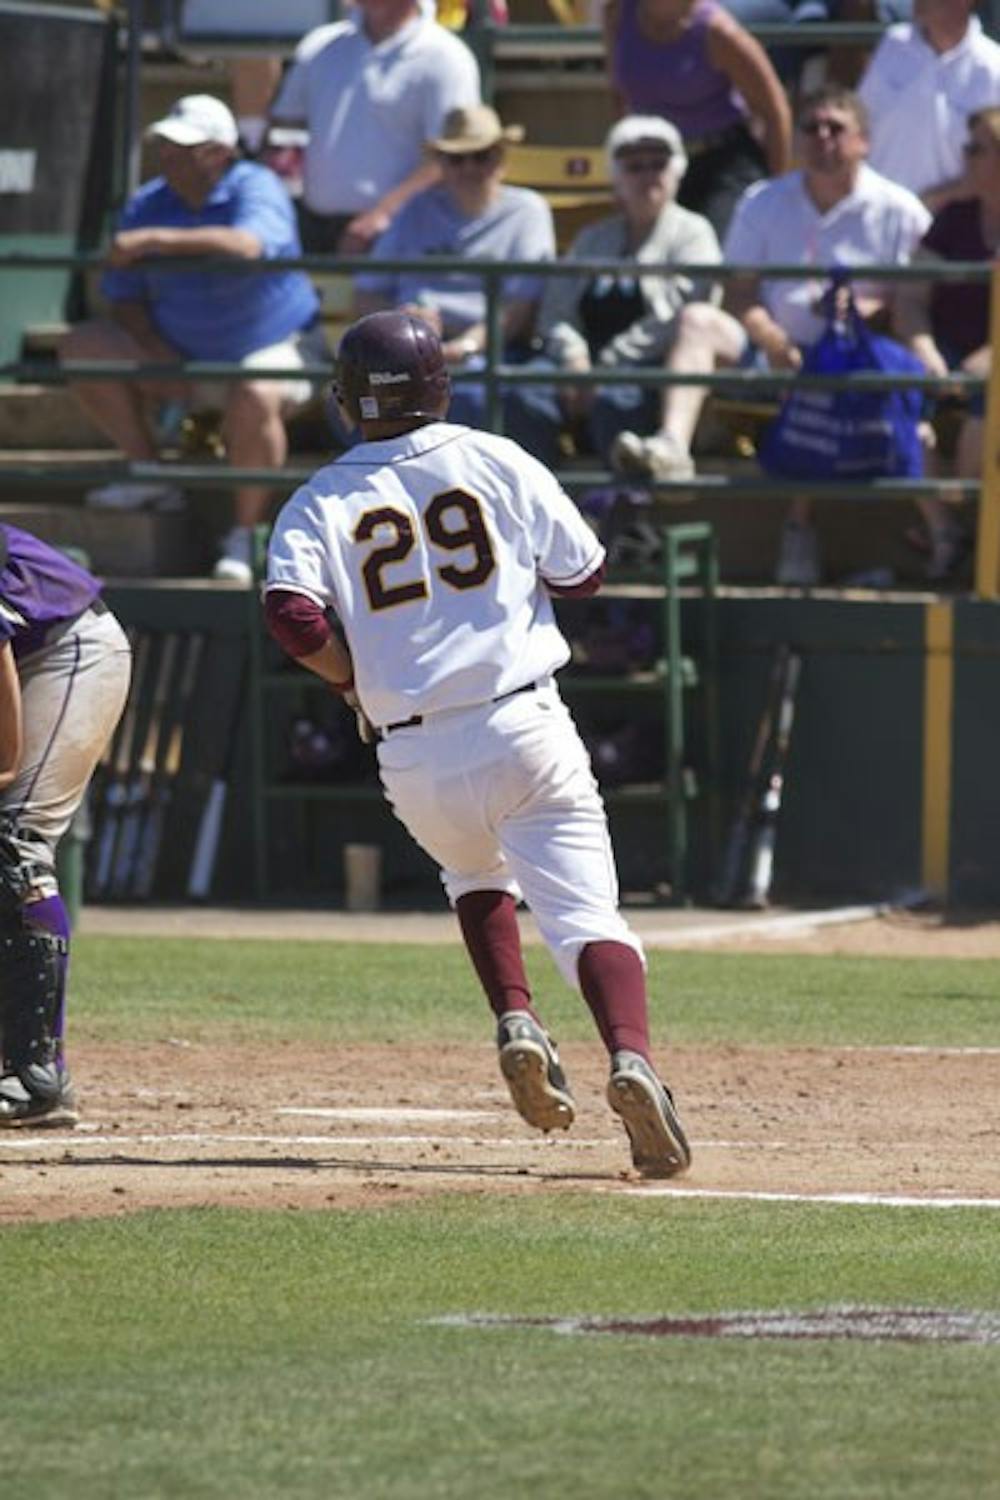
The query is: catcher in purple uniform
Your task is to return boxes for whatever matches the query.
[0,525,131,1126]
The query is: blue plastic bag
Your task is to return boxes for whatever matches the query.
[758,280,925,481]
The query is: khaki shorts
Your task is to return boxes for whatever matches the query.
[190,323,328,411]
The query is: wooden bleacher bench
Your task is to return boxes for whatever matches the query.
[504,142,612,252]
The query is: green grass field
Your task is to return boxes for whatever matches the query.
[2,936,999,1500]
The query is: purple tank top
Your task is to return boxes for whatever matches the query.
[0,524,101,660]
[613,0,746,141]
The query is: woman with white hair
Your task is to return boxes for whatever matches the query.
[504,116,721,469]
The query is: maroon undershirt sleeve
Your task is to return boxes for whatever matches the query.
[264,588,333,659]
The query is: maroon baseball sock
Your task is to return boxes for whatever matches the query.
[456,890,536,1023]
[577,940,650,1060]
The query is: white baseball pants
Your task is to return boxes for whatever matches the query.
[376,681,644,987]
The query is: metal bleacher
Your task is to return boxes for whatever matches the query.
[4,1,1000,596]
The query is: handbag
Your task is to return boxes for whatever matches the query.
[758,278,925,481]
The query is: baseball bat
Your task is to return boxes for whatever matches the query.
[742,649,802,911]
[131,630,205,899]
[92,631,151,898]
[711,645,789,908]
[186,654,247,900]
[111,631,179,897]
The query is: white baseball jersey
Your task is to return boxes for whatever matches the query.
[266,421,605,731]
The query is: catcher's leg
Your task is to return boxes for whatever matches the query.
[0,821,77,1128]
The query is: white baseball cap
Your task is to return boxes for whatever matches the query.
[148,95,239,149]
[605,115,687,179]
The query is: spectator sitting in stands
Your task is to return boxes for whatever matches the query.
[858,0,1000,209]
[894,104,1000,579]
[60,95,324,586]
[268,0,480,254]
[352,106,555,429]
[610,86,931,586]
[602,0,792,238]
[503,116,721,471]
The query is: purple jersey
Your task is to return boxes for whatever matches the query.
[0,524,101,660]
[612,0,746,141]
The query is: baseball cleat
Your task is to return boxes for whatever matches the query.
[0,1068,79,1129]
[607,1050,690,1178]
[496,1011,575,1133]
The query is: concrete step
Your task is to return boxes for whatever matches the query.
[0,499,212,580]
[0,385,113,450]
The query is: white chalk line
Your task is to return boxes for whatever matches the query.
[640,902,892,946]
[276,1107,503,1122]
[0,1130,973,1155]
[625,1187,1000,1209]
[0,1131,600,1152]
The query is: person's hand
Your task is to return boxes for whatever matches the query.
[767,341,802,372]
[108,229,164,267]
[338,209,392,255]
[441,336,480,366]
[402,302,443,336]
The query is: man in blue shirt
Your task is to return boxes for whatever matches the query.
[61,95,324,583]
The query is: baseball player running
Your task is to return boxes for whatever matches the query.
[0,525,132,1126]
[264,311,690,1177]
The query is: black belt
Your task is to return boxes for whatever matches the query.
[379,681,539,738]
[685,122,753,158]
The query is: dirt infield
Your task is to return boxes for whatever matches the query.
[1,907,997,1225]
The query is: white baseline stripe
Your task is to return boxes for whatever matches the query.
[626,1187,1000,1209]
[276,1107,503,1122]
[639,902,892,947]
[0,1131,606,1151]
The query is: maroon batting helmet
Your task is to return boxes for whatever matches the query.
[333,310,451,426]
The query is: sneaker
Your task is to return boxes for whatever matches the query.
[85,481,184,512]
[0,1066,79,1129]
[606,1050,691,1178]
[775,520,821,587]
[496,1010,575,1132]
[213,526,254,585]
[611,430,695,483]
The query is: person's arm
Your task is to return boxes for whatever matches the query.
[726,272,802,369]
[339,160,443,255]
[109,224,262,267]
[921,176,974,216]
[440,298,539,364]
[893,246,949,377]
[601,0,627,117]
[263,588,372,738]
[708,13,792,178]
[0,641,23,791]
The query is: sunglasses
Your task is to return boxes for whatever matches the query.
[440,146,501,166]
[800,118,850,138]
[964,140,991,157]
[620,154,672,175]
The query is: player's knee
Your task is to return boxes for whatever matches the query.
[0,815,54,911]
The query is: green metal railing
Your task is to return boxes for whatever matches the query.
[2,248,997,589]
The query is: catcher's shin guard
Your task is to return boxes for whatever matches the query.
[0,905,71,1123]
